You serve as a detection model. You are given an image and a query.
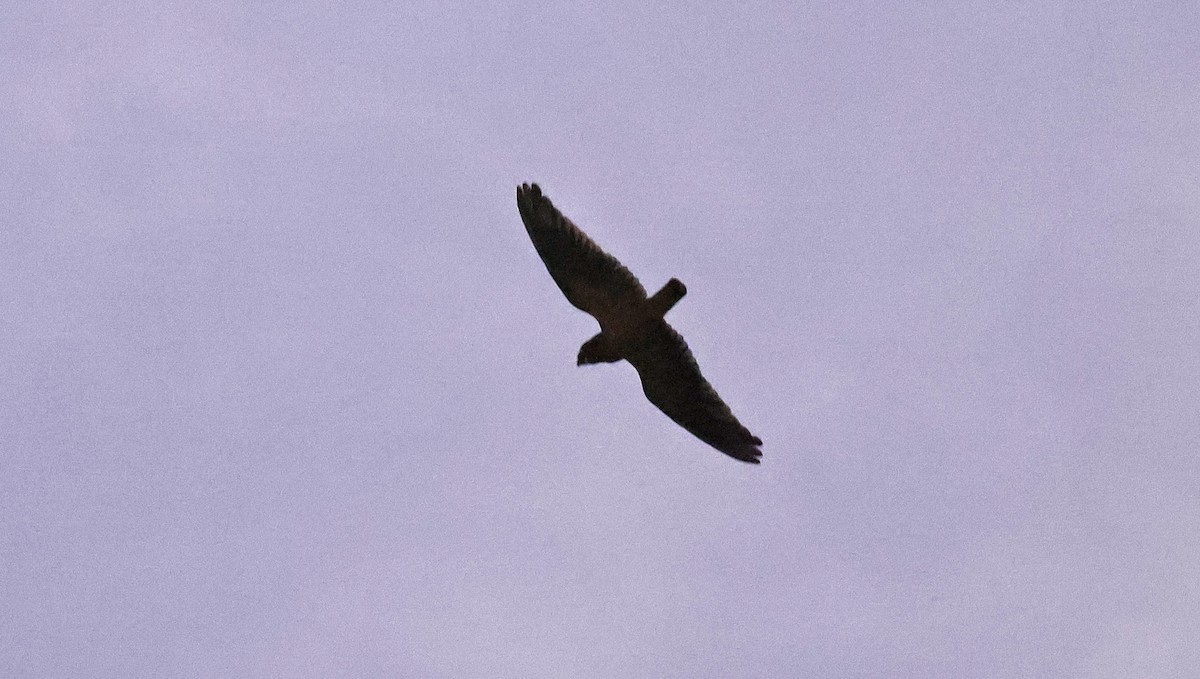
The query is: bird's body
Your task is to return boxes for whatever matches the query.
[517,183,762,464]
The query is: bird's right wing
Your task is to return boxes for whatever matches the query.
[626,320,763,464]
[517,183,647,317]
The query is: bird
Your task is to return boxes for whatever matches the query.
[516,182,762,464]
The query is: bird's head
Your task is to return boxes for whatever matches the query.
[577,333,622,365]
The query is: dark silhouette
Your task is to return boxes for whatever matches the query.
[517,183,762,464]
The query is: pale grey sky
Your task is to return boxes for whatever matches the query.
[3,2,1198,677]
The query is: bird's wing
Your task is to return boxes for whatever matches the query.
[517,183,647,317]
[626,320,763,463]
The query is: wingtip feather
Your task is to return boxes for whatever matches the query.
[718,438,763,464]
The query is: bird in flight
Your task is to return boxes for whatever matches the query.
[516,183,762,463]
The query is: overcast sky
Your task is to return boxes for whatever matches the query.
[3,2,1199,677]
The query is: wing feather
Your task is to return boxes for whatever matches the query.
[517,183,646,316]
[626,320,763,463]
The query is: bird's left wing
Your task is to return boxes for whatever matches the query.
[517,183,647,317]
[626,320,763,463]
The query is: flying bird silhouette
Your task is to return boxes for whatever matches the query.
[517,183,762,464]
